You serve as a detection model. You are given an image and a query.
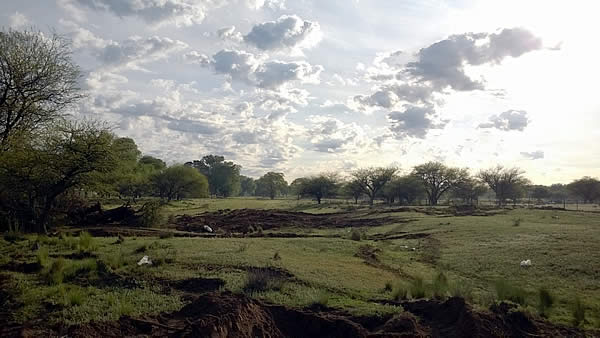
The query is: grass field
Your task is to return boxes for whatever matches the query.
[1,198,600,330]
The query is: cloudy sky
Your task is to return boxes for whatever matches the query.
[2,0,599,184]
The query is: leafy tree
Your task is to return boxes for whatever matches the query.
[548,183,569,202]
[298,174,339,204]
[451,177,488,205]
[0,29,83,150]
[289,178,308,200]
[139,155,166,171]
[186,155,241,197]
[151,165,209,201]
[567,177,600,203]
[477,165,530,205]
[529,185,551,202]
[351,167,397,206]
[255,172,287,199]
[412,162,469,206]
[0,120,116,232]
[342,179,364,204]
[240,175,256,196]
[382,175,425,205]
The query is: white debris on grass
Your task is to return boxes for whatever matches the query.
[520,259,531,268]
[138,255,153,266]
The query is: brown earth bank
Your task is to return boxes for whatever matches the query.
[173,209,401,234]
[2,292,593,338]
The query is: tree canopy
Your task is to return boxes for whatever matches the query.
[412,162,468,206]
[351,167,397,205]
[255,172,288,199]
[0,29,83,150]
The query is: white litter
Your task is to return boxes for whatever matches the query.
[520,259,531,268]
[202,225,213,233]
[138,255,153,266]
[411,247,416,251]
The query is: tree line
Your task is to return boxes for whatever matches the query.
[1,28,599,233]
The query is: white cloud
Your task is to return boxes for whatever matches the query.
[8,12,29,28]
[243,15,322,52]
[387,105,448,139]
[521,150,544,160]
[479,110,529,131]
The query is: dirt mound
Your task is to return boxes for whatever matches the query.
[170,277,226,293]
[174,209,396,234]
[5,291,591,338]
[401,297,586,338]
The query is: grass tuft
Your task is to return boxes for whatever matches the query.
[243,268,285,293]
[410,276,427,299]
[538,287,554,317]
[495,279,527,305]
[36,246,50,268]
[78,231,96,253]
[572,297,585,327]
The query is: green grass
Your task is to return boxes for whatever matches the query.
[1,202,600,329]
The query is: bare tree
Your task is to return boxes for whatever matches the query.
[351,167,397,206]
[412,162,469,206]
[477,165,530,206]
[0,29,83,150]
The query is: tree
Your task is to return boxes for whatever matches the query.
[477,165,530,205]
[548,183,569,202]
[412,162,469,206]
[342,179,363,204]
[0,29,83,150]
[451,177,488,205]
[289,178,309,200]
[255,172,287,199]
[567,177,600,203]
[0,120,117,232]
[298,174,339,204]
[186,155,241,197]
[529,185,551,203]
[240,175,256,196]
[382,175,425,205]
[351,167,397,206]
[151,165,209,201]
[139,155,166,171]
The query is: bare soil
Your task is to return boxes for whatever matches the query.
[174,209,399,234]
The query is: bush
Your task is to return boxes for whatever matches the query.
[572,297,585,327]
[350,229,362,241]
[410,277,427,299]
[384,281,393,292]
[78,231,96,253]
[538,287,554,317]
[137,200,164,227]
[495,280,527,305]
[243,268,285,293]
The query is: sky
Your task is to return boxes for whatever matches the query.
[1,0,599,184]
